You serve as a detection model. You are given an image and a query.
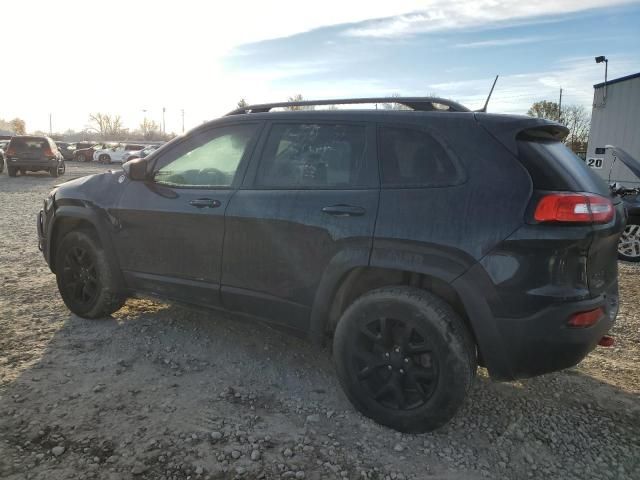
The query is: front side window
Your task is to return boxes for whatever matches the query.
[257,123,366,188]
[153,124,257,188]
[379,126,461,187]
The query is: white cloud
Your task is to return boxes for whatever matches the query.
[454,36,549,48]
[343,0,637,38]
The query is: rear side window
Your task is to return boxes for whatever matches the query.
[378,126,461,187]
[257,123,366,188]
[517,139,609,195]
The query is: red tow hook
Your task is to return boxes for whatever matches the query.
[598,335,615,347]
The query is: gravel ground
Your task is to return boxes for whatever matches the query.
[0,162,638,480]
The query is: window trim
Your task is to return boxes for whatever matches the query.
[247,120,374,191]
[376,122,467,189]
[149,121,262,191]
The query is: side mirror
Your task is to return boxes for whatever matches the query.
[122,158,148,181]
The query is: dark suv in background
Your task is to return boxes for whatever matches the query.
[5,136,65,177]
[36,97,624,432]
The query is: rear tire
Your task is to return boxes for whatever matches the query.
[50,165,60,177]
[333,286,476,433]
[55,230,126,318]
[8,166,17,177]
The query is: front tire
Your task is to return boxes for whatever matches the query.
[333,286,476,433]
[618,223,640,262]
[99,154,111,164]
[55,230,126,318]
[8,166,17,177]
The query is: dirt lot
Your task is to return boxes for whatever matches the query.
[0,162,638,480]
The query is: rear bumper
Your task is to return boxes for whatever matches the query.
[491,285,618,379]
[8,158,58,169]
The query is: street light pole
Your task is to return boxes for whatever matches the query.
[181,109,184,133]
[595,56,609,106]
[162,107,166,135]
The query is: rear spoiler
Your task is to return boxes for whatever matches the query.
[474,114,569,156]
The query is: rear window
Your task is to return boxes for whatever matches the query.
[9,138,48,152]
[517,139,609,195]
[378,126,462,187]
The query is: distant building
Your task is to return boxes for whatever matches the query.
[586,72,640,187]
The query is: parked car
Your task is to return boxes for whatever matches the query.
[123,144,160,162]
[56,142,77,161]
[73,142,100,162]
[37,97,625,433]
[0,139,8,174]
[605,147,640,262]
[5,135,65,177]
[93,143,145,164]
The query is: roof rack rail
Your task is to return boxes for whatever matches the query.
[226,97,471,115]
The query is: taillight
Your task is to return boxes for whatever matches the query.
[5,148,15,156]
[534,192,614,224]
[567,307,604,327]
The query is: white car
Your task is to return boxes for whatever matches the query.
[93,143,146,164]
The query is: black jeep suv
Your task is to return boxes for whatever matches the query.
[37,97,624,432]
[6,135,65,177]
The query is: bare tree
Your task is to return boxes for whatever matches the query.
[562,105,590,153]
[237,98,249,109]
[88,113,126,139]
[139,118,160,140]
[382,93,411,110]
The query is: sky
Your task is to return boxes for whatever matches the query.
[2,0,639,134]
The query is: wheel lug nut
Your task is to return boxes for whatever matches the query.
[387,365,393,370]
[384,353,390,357]
[404,358,409,363]
[399,369,404,374]
[394,347,400,353]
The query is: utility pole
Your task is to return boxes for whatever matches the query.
[162,107,166,135]
[558,88,563,121]
[49,113,52,136]
[181,109,184,133]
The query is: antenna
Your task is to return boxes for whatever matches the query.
[477,75,499,113]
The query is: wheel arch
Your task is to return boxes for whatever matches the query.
[48,206,123,286]
[308,245,481,362]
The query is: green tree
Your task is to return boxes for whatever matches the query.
[527,100,561,122]
[526,100,590,153]
[286,94,314,111]
[9,118,26,135]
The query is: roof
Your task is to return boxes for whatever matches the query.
[594,71,640,89]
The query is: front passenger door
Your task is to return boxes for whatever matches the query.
[112,122,261,307]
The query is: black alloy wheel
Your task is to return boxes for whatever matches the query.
[61,245,100,308]
[353,317,438,410]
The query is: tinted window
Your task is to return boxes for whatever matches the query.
[257,123,366,188]
[154,124,257,188]
[379,126,459,187]
[9,138,48,153]
[517,139,609,195]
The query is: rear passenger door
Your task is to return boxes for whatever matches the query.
[221,120,378,331]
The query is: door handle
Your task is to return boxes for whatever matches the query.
[189,198,221,209]
[321,204,366,217]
